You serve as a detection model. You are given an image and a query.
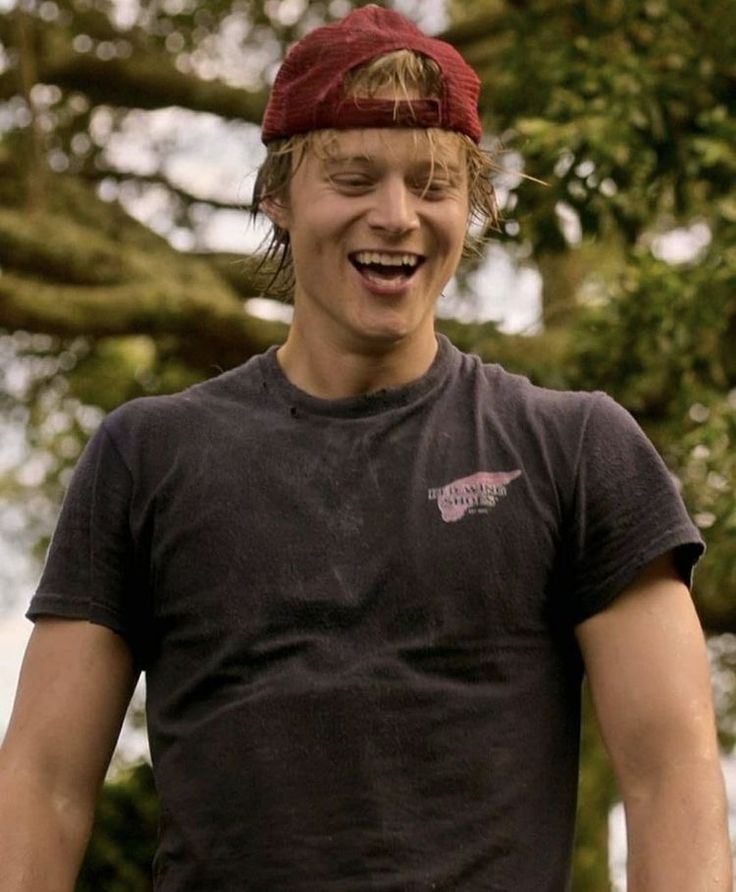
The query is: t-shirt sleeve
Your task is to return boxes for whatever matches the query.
[27,420,150,665]
[566,393,704,623]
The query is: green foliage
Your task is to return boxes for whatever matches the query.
[437,317,575,389]
[466,0,736,247]
[570,247,734,415]
[566,240,735,632]
[573,689,617,892]
[0,208,131,285]
[669,393,736,633]
[66,336,204,411]
[2,1,735,887]
[77,761,159,891]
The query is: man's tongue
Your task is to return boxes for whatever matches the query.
[361,263,407,282]
[352,258,413,284]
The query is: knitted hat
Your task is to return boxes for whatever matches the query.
[261,5,482,144]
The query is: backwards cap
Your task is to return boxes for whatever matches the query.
[261,5,482,144]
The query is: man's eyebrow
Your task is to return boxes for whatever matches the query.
[323,154,374,167]
[323,155,463,176]
[411,160,463,176]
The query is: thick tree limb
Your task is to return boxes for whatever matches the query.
[0,207,134,284]
[42,53,267,122]
[0,5,514,127]
[77,167,254,214]
[439,3,509,49]
[0,16,267,124]
[0,269,282,365]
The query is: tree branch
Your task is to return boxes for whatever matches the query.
[438,1,509,48]
[0,268,283,367]
[77,166,254,214]
[0,15,268,124]
[41,52,268,122]
[14,9,46,209]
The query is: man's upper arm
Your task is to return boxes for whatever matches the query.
[576,552,720,791]
[1,618,138,808]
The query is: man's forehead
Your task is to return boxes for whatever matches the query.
[312,128,465,169]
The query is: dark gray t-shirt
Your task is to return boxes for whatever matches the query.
[29,335,703,890]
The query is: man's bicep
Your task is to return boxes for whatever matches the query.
[575,553,720,790]
[2,617,138,804]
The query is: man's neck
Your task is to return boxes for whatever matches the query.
[276,326,438,399]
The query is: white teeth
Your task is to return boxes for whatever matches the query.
[353,251,419,267]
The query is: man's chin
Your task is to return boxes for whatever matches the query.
[345,320,433,356]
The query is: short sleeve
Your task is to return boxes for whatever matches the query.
[27,421,151,665]
[565,394,704,623]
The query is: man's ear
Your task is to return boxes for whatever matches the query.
[260,196,290,231]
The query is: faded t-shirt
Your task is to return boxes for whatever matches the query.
[29,335,703,890]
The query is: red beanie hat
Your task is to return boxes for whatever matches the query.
[261,5,482,144]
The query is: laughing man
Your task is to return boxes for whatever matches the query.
[0,6,731,891]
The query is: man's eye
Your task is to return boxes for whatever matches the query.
[332,176,371,190]
[413,180,452,197]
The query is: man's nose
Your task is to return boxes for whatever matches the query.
[366,177,420,235]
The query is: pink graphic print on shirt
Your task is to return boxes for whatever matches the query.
[428,470,522,523]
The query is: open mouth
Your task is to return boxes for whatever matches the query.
[349,250,425,284]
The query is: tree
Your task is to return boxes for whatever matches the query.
[77,761,159,892]
[1,0,734,887]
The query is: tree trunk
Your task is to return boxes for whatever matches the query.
[14,8,46,210]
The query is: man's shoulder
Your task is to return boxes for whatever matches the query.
[100,351,269,450]
[456,344,606,426]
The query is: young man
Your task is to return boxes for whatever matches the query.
[0,7,731,891]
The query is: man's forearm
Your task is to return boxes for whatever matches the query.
[0,763,92,892]
[624,759,732,891]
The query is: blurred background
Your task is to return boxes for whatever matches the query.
[1,0,734,887]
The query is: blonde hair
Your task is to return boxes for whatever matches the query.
[252,50,499,296]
